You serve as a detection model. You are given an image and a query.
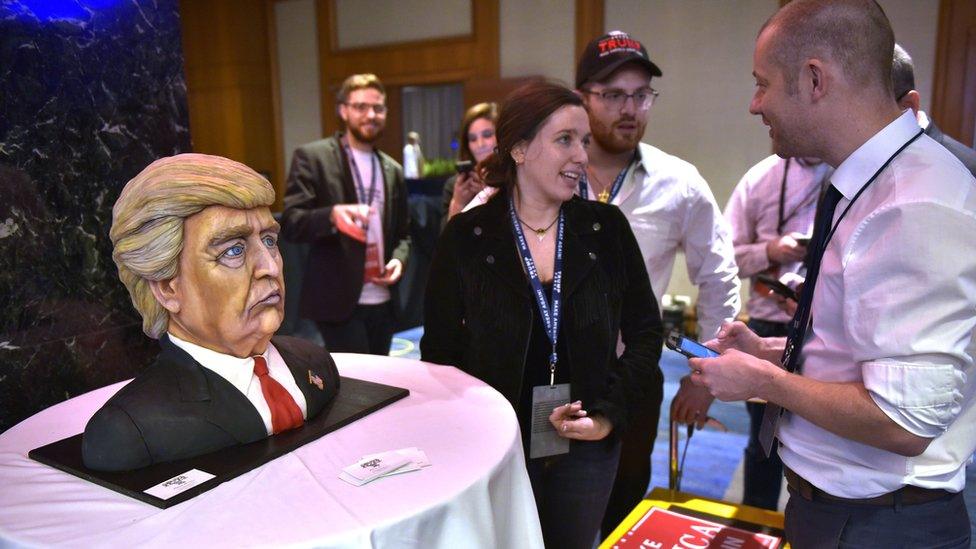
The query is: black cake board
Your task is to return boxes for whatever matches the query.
[28,376,408,509]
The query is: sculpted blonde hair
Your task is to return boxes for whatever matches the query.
[110,153,275,338]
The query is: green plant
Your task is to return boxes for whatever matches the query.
[422,157,456,178]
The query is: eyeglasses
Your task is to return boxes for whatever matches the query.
[345,102,387,115]
[581,88,660,110]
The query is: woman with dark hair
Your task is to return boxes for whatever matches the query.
[440,102,498,229]
[421,81,663,547]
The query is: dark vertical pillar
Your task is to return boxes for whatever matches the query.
[0,0,191,431]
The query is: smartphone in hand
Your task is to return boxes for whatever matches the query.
[755,273,798,301]
[454,160,474,174]
[666,330,720,359]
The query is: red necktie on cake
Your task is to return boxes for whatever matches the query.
[252,355,304,434]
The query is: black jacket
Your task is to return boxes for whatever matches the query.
[281,133,411,322]
[926,121,976,178]
[421,193,663,433]
[82,335,340,471]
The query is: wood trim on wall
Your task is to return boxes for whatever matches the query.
[266,0,284,210]
[180,0,283,208]
[575,0,605,65]
[316,0,500,146]
[931,0,976,147]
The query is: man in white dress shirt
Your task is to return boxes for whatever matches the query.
[689,1,976,546]
[573,31,742,536]
[675,155,831,512]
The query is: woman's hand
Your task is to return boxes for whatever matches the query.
[549,401,612,441]
[447,171,486,219]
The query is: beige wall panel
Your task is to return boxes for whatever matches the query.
[499,0,575,86]
[879,0,939,113]
[275,0,324,177]
[605,0,940,302]
[335,0,472,49]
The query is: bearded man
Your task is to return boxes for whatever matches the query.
[282,73,411,355]
[573,32,741,536]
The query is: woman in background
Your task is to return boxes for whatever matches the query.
[422,81,663,547]
[440,102,497,229]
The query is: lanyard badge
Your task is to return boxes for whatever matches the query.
[508,197,564,385]
[509,197,571,459]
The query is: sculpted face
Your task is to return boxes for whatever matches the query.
[153,205,284,358]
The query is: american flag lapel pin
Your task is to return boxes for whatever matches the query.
[308,370,324,390]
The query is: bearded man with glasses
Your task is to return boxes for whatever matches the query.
[574,32,741,538]
[282,73,411,356]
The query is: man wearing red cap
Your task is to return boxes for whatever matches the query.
[574,31,741,536]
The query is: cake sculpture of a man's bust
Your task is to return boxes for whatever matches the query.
[82,153,340,472]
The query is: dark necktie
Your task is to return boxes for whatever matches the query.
[253,355,304,434]
[758,183,844,457]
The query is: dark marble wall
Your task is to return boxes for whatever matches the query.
[0,0,190,431]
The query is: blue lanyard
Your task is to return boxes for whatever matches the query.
[578,154,634,202]
[343,138,379,205]
[508,197,564,385]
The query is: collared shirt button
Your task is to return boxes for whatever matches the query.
[588,252,597,260]
[593,222,601,231]
[473,226,482,236]
[486,254,495,264]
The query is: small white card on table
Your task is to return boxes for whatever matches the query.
[144,469,216,500]
[339,452,412,486]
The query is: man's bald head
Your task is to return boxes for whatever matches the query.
[760,0,894,96]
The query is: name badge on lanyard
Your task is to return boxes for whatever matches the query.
[508,197,570,459]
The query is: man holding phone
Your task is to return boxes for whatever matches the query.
[673,154,830,511]
[691,1,976,545]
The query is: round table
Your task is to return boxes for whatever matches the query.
[0,354,544,548]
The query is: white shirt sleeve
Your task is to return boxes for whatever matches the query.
[725,174,771,278]
[682,180,742,339]
[846,201,976,437]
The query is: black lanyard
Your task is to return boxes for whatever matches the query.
[343,137,379,206]
[579,150,637,203]
[508,197,564,386]
[777,158,829,235]
[821,129,924,252]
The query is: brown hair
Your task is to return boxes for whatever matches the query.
[891,43,915,100]
[458,102,498,163]
[336,73,385,104]
[481,80,583,190]
[761,0,894,97]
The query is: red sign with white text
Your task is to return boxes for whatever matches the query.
[608,507,781,549]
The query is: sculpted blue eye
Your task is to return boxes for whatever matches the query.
[262,235,277,248]
[224,244,244,258]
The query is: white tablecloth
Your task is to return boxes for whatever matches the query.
[0,354,544,548]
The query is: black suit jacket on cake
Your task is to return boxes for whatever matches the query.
[281,132,411,323]
[81,335,340,472]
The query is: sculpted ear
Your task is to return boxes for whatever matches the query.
[149,277,181,314]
